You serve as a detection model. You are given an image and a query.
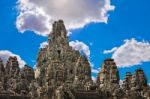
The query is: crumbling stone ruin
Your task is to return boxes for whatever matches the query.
[0,57,33,99]
[0,20,150,99]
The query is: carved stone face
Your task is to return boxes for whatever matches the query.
[138,72,147,86]
[56,71,64,81]
[131,75,137,87]
[110,65,119,83]
[99,73,105,84]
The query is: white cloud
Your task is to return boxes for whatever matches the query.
[0,50,26,68]
[69,40,90,57]
[33,64,37,70]
[90,62,94,68]
[103,47,118,54]
[92,68,99,74]
[67,31,72,36]
[16,0,115,36]
[119,80,123,87]
[92,76,96,82]
[104,38,150,67]
[16,12,51,36]
[40,41,48,48]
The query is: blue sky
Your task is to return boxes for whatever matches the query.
[0,0,150,82]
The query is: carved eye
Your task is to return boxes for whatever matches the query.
[70,70,73,74]
[57,50,61,54]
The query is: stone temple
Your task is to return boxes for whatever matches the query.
[0,20,150,99]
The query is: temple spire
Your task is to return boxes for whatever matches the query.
[49,20,67,40]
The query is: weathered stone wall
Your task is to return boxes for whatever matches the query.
[0,95,30,99]
[74,91,102,99]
